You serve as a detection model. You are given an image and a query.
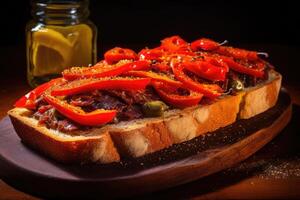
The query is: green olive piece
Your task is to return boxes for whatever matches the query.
[230,79,245,92]
[142,101,168,117]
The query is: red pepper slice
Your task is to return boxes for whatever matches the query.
[138,47,165,61]
[191,38,262,61]
[104,47,138,64]
[201,54,230,72]
[51,77,151,96]
[152,62,171,72]
[161,35,189,52]
[152,81,203,108]
[182,60,227,81]
[216,46,259,61]
[174,50,197,56]
[254,60,267,71]
[124,70,183,88]
[62,60,150,80]
[14,78,64,109]
[37,105,53,114]
[172,65,223,98]
[220,56,264,77]
[191,38,220,51]
[44,95,116,126]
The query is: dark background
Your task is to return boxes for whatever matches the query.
[0,0,299,85]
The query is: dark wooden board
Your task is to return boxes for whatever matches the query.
[0,90,292,199]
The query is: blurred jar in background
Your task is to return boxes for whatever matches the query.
[26,0,97,87]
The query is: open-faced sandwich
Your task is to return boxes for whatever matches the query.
[8,36,281,164]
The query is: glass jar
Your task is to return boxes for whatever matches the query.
[26,0,97,87]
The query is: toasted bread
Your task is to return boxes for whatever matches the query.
[7,70,281,164]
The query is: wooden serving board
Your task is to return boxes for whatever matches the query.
[0,90,292,199]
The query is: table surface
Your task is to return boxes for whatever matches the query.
[0,45,300,199]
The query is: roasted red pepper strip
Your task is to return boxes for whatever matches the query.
[191,38,220,51]
[220,56,264,77]
[62,60,150,80]
[172,65,223,98]
[124,70,183,88]
[216,46,259,61]
[174,50,197,56]
[182,60,227,81]
[254,60,267,71]
[191,38,262,61]
[51,78,151,96]
[152,81,203,108]
[161,35,189,52]
[201,54,229,72]
[44,95,116,126]
[37,105,53,114]
[104,47,137,64]
[138,47,165,61]
[152,62,171,72]
[14,78,64,109]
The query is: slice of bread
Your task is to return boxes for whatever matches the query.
[8,70,282,164]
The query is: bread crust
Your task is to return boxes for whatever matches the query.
[240,71,282,119]
[8,108,120,164]
[8,70,282,164]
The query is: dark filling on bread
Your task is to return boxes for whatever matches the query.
[32,71,269,133]
[32,87,160,132]
[31,56,272,133]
